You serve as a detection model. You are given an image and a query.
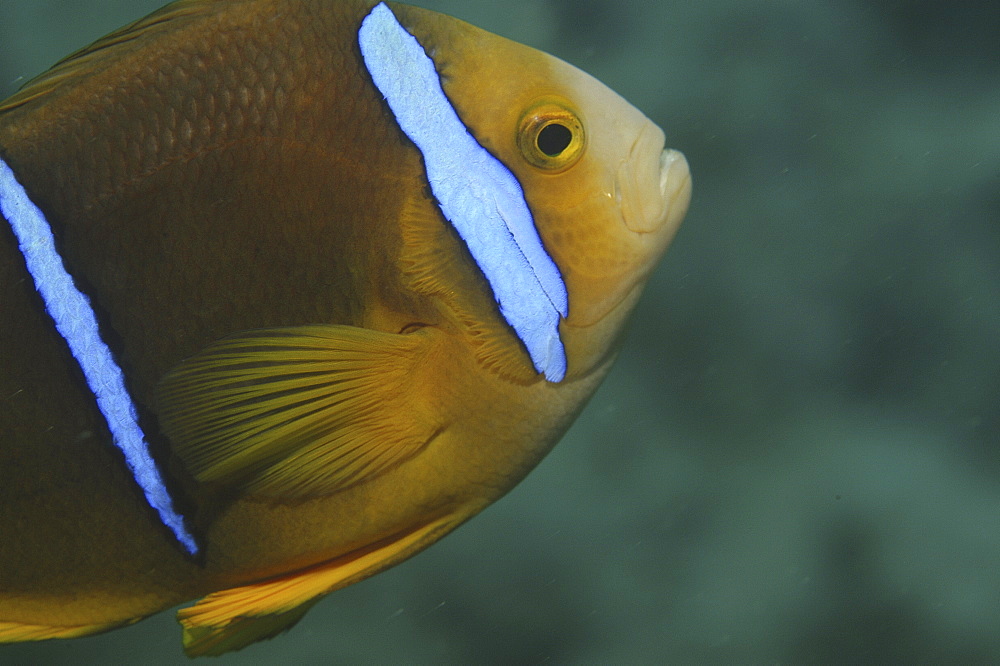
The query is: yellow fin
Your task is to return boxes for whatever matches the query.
[0,618,131,642]
[178,514,459,657]
[158,325,443,499]
[0,0,213,113]
[180,599,319,658]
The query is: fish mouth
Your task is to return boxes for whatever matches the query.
[616,124,691,235]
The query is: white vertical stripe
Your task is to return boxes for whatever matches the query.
[0,156,198,555]
[359,2,568,381]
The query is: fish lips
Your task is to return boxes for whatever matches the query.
[616,123,691,237]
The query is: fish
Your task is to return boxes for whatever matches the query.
[0,0,690,657]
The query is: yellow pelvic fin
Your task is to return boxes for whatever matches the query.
[0,617,133,642]
[178,513,459,657]
[157,325,444,500]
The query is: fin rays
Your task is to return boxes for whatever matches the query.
[178,513,461,657]
[0,618,132,642]
[158,325,443,499]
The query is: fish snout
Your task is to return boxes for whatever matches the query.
[616,123,691,237]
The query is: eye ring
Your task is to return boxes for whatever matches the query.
[516,99,585,172]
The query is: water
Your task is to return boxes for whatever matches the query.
[1,0,999,662]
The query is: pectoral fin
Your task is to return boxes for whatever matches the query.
[158,325,443,500]
[178,513,460,657]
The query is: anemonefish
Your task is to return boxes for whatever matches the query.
[0,0,690,656]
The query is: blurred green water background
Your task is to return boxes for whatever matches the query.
[1,0,999,663]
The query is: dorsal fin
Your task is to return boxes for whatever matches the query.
[0,0,215,113]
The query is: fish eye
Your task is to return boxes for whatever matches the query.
[517,100,585,172]
[537,123,573,156]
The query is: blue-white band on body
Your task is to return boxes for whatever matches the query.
[359,2,568,382]
[0,156,198,555]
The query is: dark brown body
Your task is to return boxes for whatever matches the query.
[0,0,474,617]
[1,0,373,599]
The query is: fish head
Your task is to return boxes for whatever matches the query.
[509,67,692,381]
[393,5,691,381]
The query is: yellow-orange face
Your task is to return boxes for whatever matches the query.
[507,68,691,380]
[395,4,691,381]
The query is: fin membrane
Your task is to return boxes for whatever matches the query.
[158,324,443,500]
[178,513,459,657]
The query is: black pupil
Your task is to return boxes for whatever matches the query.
[536,123,573,157]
